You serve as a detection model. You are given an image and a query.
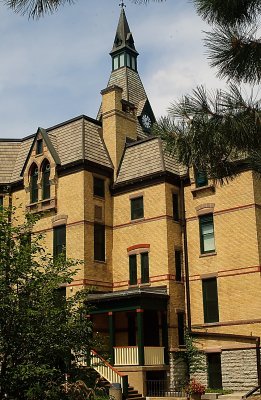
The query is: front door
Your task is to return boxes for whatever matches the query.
[207,353,223,389]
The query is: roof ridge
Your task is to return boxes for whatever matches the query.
[125,135,158,148]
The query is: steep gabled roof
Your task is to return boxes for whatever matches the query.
[0,115,113,185]
[115,137,187,185]
[21,127,61,176]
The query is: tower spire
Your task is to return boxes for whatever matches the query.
[111,7,138,57]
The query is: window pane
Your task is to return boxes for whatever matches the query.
[131,197,144,220]
[200,214,215,253]
[36,139,43,155]
[202,278,219,323]
[113,56,119,70]
[129,254,137,285]
[93,177,105,198]
[177,312,185,345]
[204,235,215,252]
[126,53,131,68]
[141,252,149,284]
[131,56,136,70]
[42,163,50,200]
[53,225,66,259]
[195,169,208,187]
[172,193,179,221]
[94,223,105,261]
[119,53,125,67]
[175,250,182,281]
[31,168,38,203]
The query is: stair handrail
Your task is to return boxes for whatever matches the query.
[242,385,260,399]
[90,349,128,398]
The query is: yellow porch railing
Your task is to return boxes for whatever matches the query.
[144,346,165,365]
[114,346,139,365]
[114,346,165,366]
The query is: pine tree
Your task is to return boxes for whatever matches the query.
[154,0,261,180]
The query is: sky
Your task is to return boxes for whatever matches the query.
[0,0,229,139]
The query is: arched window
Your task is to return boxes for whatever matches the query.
[30,164,38,203]
[42,160,50,200]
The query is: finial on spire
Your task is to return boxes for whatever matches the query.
[119,0,126,8]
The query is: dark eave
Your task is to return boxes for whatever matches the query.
[112,171,182,196]
[87,287,169,314]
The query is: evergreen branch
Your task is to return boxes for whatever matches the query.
[3,0,75,18]
[194,0,261,25]
[204,25,261,84]
[154,85,261,182]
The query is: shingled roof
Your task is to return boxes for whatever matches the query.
[0,115,113,185]
[115,137,187,185]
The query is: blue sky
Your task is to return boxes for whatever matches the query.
[0,0,227,139]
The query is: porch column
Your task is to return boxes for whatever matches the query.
[108,312,115,365]
[136,308,144,366]
[161,311,169,364]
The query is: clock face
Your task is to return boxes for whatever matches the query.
[142,114,152,129]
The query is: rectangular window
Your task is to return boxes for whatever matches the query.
[175,250,182,282]
[131,56,136,70]
[93,177,105,198]
[36,139,43,155]
[141,252,149,284]
[119,53,125,67]
[177,312,185,346]
[199,214,215,254]
[172,193,179,221]
[207,353,223,389]
[113,56,119,70]
[126,53,131,68]
[131,197,144,220]
[94,223,105,261]
[129,254,137,285]
[53,225,66,259]
[0,196,3,209]
[195,169,208,187]
[202,278,219,323]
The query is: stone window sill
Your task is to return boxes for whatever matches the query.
[199,252,217,258]
[94,260,107,265]
[191,185,215,197]
[130,217,145,224]
[26,198,56,213]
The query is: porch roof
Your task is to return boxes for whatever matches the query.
[87,287,169,314]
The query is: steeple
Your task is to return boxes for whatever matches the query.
[98,7,156,140]
[110,8,138,72]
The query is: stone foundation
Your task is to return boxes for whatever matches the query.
[169,352,187,388]
[170,348,259,392]
[221,349,258,391]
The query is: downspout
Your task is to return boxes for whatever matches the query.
[256,337,261,387]
[180,178,191,332]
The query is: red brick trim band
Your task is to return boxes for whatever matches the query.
[190,265,260,281]
[127,244,150,252]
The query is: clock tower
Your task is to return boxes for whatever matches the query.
[99,7,155,138]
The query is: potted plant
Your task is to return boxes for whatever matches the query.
[186,379,206,400]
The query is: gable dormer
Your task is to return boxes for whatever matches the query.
[22,127,61,213]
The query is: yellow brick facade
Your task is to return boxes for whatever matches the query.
[0,8,260,394]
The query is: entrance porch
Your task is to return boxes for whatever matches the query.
[88,287,169,367]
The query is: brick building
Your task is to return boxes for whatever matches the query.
[0,8,260,396]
